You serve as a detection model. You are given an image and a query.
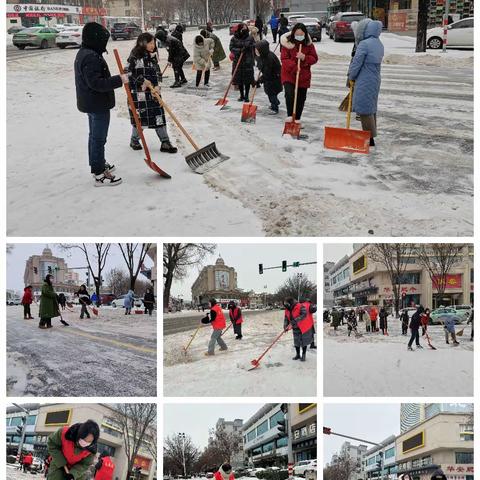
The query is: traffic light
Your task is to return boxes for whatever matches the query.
[33,267,38,274]
[259,264,263,275]
[16,425,23,435]
[48,266,52,274]
[323,427,332,435]
[282,260,287,272]
[293,261,300,267]
[376,460,382,470]
[277,419,287,436]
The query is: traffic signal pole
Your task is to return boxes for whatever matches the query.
[13,403,30,462]
[259,261,317,273]
[323,427,380,446]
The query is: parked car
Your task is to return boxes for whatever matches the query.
[8,25,25,34]
[229,20,244,35]
[454,304,472,321]
[430,307,458,324]
[13,26,59,49]
[56,25,83,48]
[302,17,322,42]
[288,14,306,26]
[111,294,143,308]
[329,11,366,41]
[294,459,317,477]
[55,22,77,31]
[100,293,117,305]
[427,17,473,49]
[110,22,142,40]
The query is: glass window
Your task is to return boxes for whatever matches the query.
[269,410,284,429]
[256,420,268,436]
[455,452,474,464]
[98,443,116,457]
[276,436,288,448]
[263,441,275,453]
[385,447,395,459]
[6,418,10,426]
[26,415,36,426]
[10,417,22,426]
[252,447,262,455]
[246,430,256,442]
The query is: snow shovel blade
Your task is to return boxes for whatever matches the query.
[241,103,257,123]
[185,142,230,174]
[145,158,172,179]
[248,359,260,371]
[324,126,370,154]
[216,98,229,108]
[282,120,301,138]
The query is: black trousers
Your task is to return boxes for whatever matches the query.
[408,328,420,347]
[173,64,186,83]
[23,304,31,318]
[272,28,278,43]
[233,322,242,338]
[284,82,308,120]
[196,69,210,86]
[238,83,251,100]
[402,322,408,335]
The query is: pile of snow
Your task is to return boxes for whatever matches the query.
[164,310,317,396]
[324,314,473,396]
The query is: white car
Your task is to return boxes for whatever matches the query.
[454,304,472,321]
[111,294,143,308]
[56,26,83,48]
[294,459,317,477]
[427,17,473,49]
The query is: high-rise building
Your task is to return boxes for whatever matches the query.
[400,404,424,434]
[215,418,244,468]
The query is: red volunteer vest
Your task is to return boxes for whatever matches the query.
[95,456,115,480]
[211,304,226,330]
[286,303,313,334]
[229,307,243,325]
[61,426,92,468]
[214,471,235,480]
[300,302,314,334]
[23,455,33,465]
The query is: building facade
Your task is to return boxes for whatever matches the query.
[323,261,335,308]
[290,403,317,462]
[215,418,244,469]
[364,436,397,480]
[327,255,353,306]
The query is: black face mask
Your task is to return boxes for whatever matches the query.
[240,29,249,38]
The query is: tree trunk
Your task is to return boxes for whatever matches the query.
[164,271,173,310]
[416,0,429,52]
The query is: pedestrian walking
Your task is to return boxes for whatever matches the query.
[255,15,264,39]
[123,289,135,315]
[284,297,313,362]
[443,315,460,345]
[280,23,318,123]
[46,420,99,480]
[358,307,364,324]
[39,274,60,329]
[193,33,214,88]
[421,308,431,335]
[400,309,409,335]
[143,288,155,316]
[155,28,190,88]
[278,14,289,37]
[268,13,280,43]
[229,23,256,102]
[301,298,317,348]
[331,308,340,331]
[408,306,424,350]
[365,308,372,332]
[214,463,235,480]
[126,33,178,153]
[22,452,33,473]
[348,19,384,147]
[255,39,283,114]
[74,22,127,187]
[75,285,91,319]
[206,22,226,70]
[379,306,388,335]
[347,308,358,337]
[228,300,243,339]
[202,298,228,355]
[22,285,34,319]
[94,453,115,480]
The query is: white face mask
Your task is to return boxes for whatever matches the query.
[78,439,91,448]
[295,35,305,41]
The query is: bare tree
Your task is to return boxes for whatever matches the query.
[60,243,111,304]
[106,267,130,297]
[118,243,153,291]
[368,244,414,317]
[163,243,216,309]
[414,243,466,308]
[415,0,429,52]
[112,403,157,480]
[163,433,200,476]
[275,274,317,303]
[323,451,358,480]
[208,423,242,464]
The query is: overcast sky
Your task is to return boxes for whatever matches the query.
[323,404,400,465]
[324,244,354,265]
[170,244,317,299]
[164,404,263,449]
[7,244,153,292]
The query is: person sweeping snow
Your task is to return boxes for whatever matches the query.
[21,285,34,319]
[228,300,243,339]
[214,463,235,480]
[202,298,228,355]
[39,274,66,329]
[75,285,91,319]
[155,28,190,88]
[443,315,460,345]
[46,420,99,480]
[193,34,214,88]
[124,290,135,315]
[408,306,424,351]
[283,297,312,362]
[206,23,226,70]
[301,298,317,348]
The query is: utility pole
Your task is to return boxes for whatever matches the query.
[206,0,210,23]
[140,0,145,30]
[13,404,29,463]
[250,0,255,19]
[179,432,187,477]
[442,0,450,53]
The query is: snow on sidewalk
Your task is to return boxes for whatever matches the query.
[323,315,473,396]
[164,310,317,396]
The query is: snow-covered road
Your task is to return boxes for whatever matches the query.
[7,29,472,236]
[323,314,473,396]
[7,305,157,397]
[164,310,317,396]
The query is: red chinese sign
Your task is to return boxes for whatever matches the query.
[133,455,152,472]
[432,274,462,290]
[388,12,407,31]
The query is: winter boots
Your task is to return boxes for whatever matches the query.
[292,347,301,360]
[160,141,178,154]
[130,139,142,150]
[301,347,307,362]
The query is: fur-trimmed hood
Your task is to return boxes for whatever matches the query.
[280,31,313,49]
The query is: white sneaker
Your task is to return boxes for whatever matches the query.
[285,116,293,122]
[94,171,122,187]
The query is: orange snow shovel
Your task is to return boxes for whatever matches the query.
[248,326,291,371]
[241,73,261,123]
[147,83,230,174]
[324,81,371,154]
[113,49,171,178]
[282,45,303,138]
[216,51,244,109]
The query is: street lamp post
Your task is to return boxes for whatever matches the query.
[140,0,145,30]
[206,0,210,23]
[179,432,187,477]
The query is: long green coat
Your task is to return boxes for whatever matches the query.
[331,310,341,328]
[47,428,94,480]
[209,31,226,64]
[39,282,60,319]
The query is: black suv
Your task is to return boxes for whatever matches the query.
[111,22,142,40]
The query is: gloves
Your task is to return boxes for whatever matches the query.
[65,474,74,480]
[201,315,211,324]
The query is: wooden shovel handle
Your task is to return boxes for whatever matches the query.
[221,51,245,102]
[147,84,200,151]
[292,44,302,121]
[347,80,354,129]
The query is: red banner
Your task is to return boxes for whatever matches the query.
[388,12,407,31]
[133,455,152,471]
[432,274,462,290]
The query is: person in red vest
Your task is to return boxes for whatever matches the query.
[201,298,228,356]
[284,297,312,362]
[22,452,33,472]
[301,297,317,349]
[22,285,34,319]
[94,453,115,480]
[228,301,243,340]
[46,420,99,480]
[214,463,235,480]
[369,306,379,332]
